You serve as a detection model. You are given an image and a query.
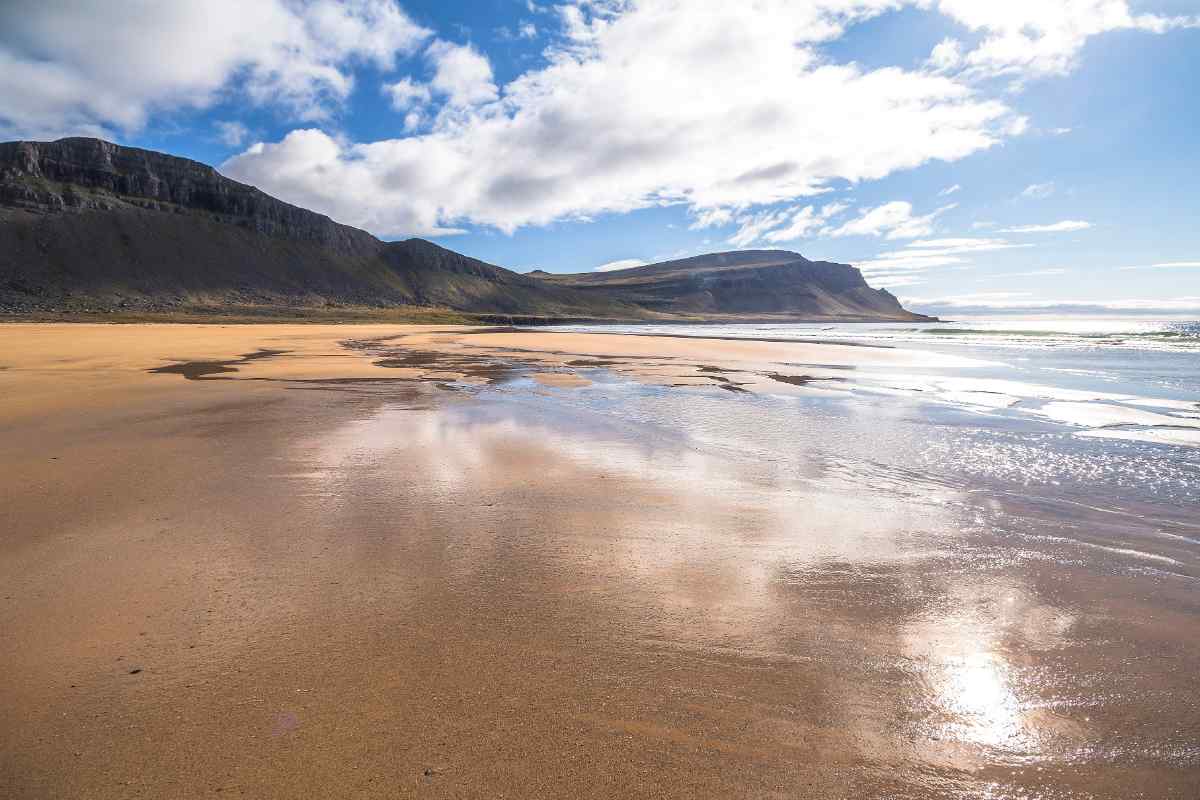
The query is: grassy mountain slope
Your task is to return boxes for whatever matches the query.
[532,250,931,321]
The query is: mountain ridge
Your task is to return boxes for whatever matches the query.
[532,250,924,321]
[0,137,930,322]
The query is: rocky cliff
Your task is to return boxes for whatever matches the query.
[0,138,636,318]
[0,137,377,255]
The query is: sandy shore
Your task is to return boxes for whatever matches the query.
[2,324,1198,798]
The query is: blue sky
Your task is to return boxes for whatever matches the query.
[1,0,1198,315]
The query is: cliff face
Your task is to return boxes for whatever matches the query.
[0,138,635,318]
[535,250,927,321]
[0,137,379,256]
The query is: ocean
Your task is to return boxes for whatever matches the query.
[526,316,1200,571]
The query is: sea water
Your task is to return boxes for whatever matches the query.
[528,317,1200,565]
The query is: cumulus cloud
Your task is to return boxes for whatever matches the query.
[1001,220,1092,233]
[426,40,498,107]
[9,1,1188,238]
[383,76,432,110]
[594,258,647,272]
[829,201,956,240]
[0,0,430,138]
[224,2,1021,236]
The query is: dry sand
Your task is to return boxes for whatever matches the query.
[2,323,1198,798]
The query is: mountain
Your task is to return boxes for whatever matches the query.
[530,250,930,321]
[0,137,929,322]
[0,137,638,320]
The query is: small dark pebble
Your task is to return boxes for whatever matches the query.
[128,668,142,675]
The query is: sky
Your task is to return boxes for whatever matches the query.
[2,0,1199,316]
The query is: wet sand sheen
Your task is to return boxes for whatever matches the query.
[1,323,1198,798]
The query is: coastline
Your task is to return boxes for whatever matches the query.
[2,323,1198,798]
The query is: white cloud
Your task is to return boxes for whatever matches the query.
[688,208,736,230]
[383,76,432,110]
[938,183,961,196]
[426,40,498,107]
[1118,261,1200,271]
[829,201,956,240]
[0,0,430,138]
[214,120,249,147]
[594,258,647,272]
[725,201,850,247]
[927,37,963,71]
[11,1,1180,237]
[727,209,792,248]
[763,202,849,243]
[1020,181,1055,199]
[930,1,1199,81]
[871,275,928,289]
[1001,220,1092,233]
[224,2,1022,236]
[908,237,1007,249]
[854,236,1029,279]
[224,129,467,235]
[519,22,538,39]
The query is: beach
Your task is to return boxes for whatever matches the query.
[2,322,1199,798]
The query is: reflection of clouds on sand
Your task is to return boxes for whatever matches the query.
[298,391,974,647]
[296,391,1074,765]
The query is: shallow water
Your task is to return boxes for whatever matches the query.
[290,372,1200,794]
[546,316,1200,354]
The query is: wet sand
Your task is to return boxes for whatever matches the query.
[2,323,1199,798]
